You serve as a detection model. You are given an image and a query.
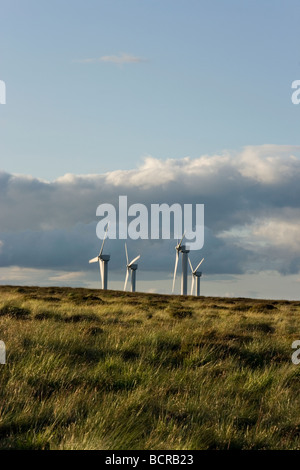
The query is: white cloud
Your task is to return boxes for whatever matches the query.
[48,271,85,282]
[237,145,300,184]
[74,53,145,64]
[219,208,300,251]
[0,266,93,287]
[252,218,300,251]
[1,145,300,278]
[0,266,46,282]
[2,144,300,232]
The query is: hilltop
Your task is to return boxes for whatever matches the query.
[0,285,300,450]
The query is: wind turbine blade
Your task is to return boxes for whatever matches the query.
[178,232,186,248]
[99,260,104,287]
[125,243,129,265]
[195,257,204,272]
[191,276,195,296]
[172,251,179,293]
[128,255,140,267]
[99,223,109,256]
[100,259,104,281]
[89,257,99,263]
[124,268,129,291]
[188,257,193,273]
[99,239,105,257]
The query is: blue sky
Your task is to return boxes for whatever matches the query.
[1,1,300,299]
[1,0,299,178]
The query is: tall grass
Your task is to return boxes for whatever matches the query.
[0,285,300,449]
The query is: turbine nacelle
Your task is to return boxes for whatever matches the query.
[193,271,202,278]
[179,245,189,254]
[89,253,110,264]
[128,263,138,271]
[100,254,110,262]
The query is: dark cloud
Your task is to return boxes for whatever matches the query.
[0,225,250,276]
[1,145,300,276]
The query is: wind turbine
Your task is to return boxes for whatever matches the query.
[89,224,110,290]
[124,243,140,292]
[172,233,190,295]
[189,257,204,296]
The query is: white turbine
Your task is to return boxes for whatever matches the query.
[124,243,141,293]
[189,257,204,296]
[89,224,110,290]
[172,233,190,295]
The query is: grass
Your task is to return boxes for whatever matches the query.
[0,285,300,449]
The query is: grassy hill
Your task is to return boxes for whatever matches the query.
[0,285,300,450]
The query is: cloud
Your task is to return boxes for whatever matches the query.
[0,266,92,287]
[74,53,145,64]
[252,217,300,252]
[48,271,85,282]
[237,145,300,184]
[1,145,300,279]
[0,266,42,282]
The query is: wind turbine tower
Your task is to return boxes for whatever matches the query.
[89,224,110,290]
[189,258,204,296]
[180,245,190,296]
[172,233,190,296]
[124,243,141,293]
